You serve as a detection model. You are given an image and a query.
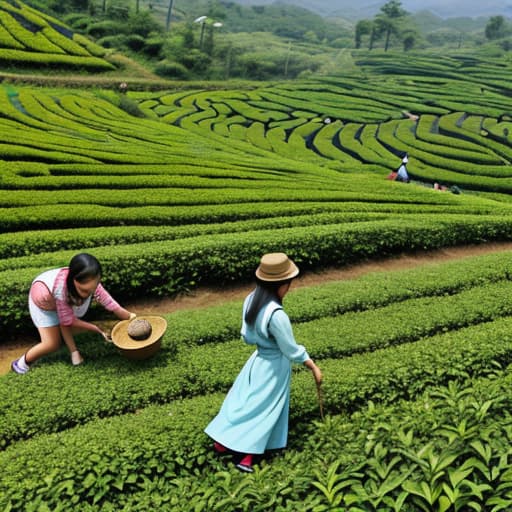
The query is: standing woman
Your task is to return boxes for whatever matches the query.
[205,252,322,473]
[11,253,135,374]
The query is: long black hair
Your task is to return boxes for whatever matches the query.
[66,253,102,304]
[244,278,291,326]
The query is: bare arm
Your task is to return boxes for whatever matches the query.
[113,307,135,321]
[60,324,80,354]
[64,317,110,342]
[304,358,322,385]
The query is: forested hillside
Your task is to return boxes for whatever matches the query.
[7,0,509,81]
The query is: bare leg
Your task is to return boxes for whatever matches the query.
[25,326,62,365]
[24,326,89,366]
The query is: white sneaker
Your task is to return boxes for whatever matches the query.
[11,358,29,374]
[71,351,84,366]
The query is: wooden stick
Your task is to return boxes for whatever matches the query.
[316,380,324,421]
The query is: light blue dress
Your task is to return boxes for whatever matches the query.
[204,292,310,454]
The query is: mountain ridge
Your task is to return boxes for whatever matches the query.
[234,0,512,20]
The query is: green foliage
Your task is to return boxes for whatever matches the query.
[0,0,113,70]
[154,58,188,79]
[87,19,123,38]
[485,15,511,41]
[2,358,512,510]
[117,93,146,118]
[3,215,512,336]
[3,250,512,446]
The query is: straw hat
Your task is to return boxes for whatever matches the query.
[255,252,299,282]
[111,315,167,360]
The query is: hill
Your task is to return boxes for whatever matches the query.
[0,0,114,71]
[1,45,512,337]
[235,0,512,20]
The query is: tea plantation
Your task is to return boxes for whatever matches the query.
[2,1,512,510]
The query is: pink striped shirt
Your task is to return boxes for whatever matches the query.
[30,268,120,326]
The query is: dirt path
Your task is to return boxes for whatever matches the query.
[3,242,512,375]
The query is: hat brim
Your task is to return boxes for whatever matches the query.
[111,315,167,358]
[255,261,299,282]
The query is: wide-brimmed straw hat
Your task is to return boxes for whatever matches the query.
[255,252,299,282]
[111,315,167,360]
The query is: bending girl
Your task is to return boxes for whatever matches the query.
[12,253,135,374]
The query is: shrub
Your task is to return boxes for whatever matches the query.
[124,34,145,52]
[87,20,124,39]
[154,59,189,79]
[118,94,146,118]
[95,34,125,49]
[142,36,164,57]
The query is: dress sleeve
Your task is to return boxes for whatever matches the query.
[93,283,121,312]
[268,309,309,364]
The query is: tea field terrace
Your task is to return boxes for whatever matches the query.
[2,252,512,510]
[3,51,512,335]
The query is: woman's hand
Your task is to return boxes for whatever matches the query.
[114,308,136,321]
[311,365,322,386]
[304,359,322,385]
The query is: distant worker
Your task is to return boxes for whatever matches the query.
[395,154,410,183]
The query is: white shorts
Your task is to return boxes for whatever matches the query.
[29,296,59,328]
[28,295,91,328]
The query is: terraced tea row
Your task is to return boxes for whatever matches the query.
[3,52,512,340]
[2,253,512,510]
[136,54,512,192]
[0,0,112,69]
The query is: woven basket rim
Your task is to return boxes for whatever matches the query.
[111,315,167,350]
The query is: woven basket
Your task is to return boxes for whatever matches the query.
[111,315,167,360]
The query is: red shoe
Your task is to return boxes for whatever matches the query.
[236,454,253,473]
[214,441,227,453]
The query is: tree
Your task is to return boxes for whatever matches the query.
[369,21,385,50]
[485,15,508,40]
[355,19,373,49]
[127,11,161,38]
[403,33,416,51]
[376,0,408,51]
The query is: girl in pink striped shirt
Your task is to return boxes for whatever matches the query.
[12,253,135,374]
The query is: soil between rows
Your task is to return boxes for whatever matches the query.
[2,242,512,375]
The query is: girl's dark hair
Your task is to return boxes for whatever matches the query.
[66,253,102,304]
[244,278,291,325]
